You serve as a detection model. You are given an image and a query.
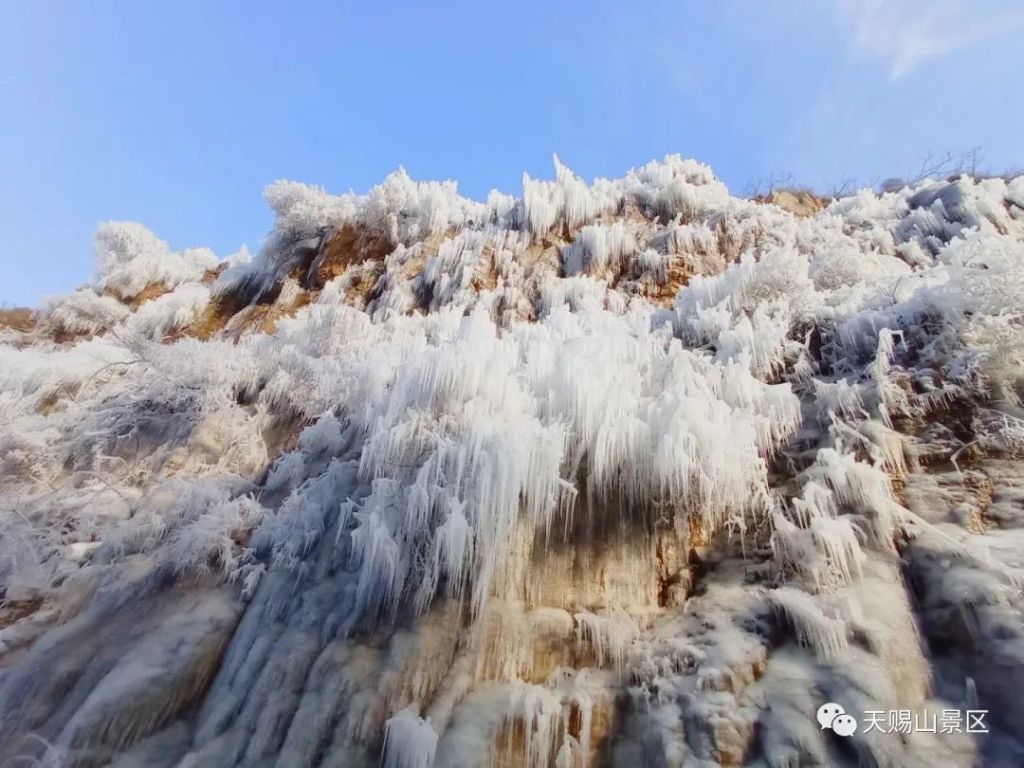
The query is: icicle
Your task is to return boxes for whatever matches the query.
[574,608,640,670]
[813,378,865,424]
[808,516,866,585]
[871,328,912,426]
[383,709,438,768]
[562,222,636,277]
[435,499,473,602]
[769,587,850,660]
[510,684,564,768]
[350,510,402,615]
[808,448,898,545]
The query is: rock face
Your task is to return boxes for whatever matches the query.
[0,307,35,334]
[756,190,827,218]
[2,156,1024,767]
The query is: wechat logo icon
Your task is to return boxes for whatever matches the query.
[817,702,858,737]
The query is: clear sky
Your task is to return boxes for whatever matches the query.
[2,0,1022,306]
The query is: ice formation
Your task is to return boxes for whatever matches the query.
[2,155,1024,767]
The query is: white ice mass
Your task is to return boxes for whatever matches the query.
[2,155,1024,766]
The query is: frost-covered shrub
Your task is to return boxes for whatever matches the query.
[94,222,216,297]
[263,180,358,238]
[671,247,813,376]
[626,155,730,221]
[362,169,494,244]
[44,289,130,335]
[126,283,211,339]
[162,495,265,578]
[675,247,812,327]
[809,246,909,292]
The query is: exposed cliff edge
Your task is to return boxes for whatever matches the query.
[3,156,1024,767]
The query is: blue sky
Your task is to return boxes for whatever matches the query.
[2,0,1022,306]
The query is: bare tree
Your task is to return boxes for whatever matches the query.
[874,147,984,194]
[743,171,795,200]
[826,177,860,199]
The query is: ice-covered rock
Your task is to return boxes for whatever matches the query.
[2,157,1024,766]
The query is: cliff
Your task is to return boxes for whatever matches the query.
[2,156,1024,767]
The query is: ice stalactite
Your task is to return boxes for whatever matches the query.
[383,710,439,768]
[574,608,640,671]
[561,222,637,277]
[768,586,850,660]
